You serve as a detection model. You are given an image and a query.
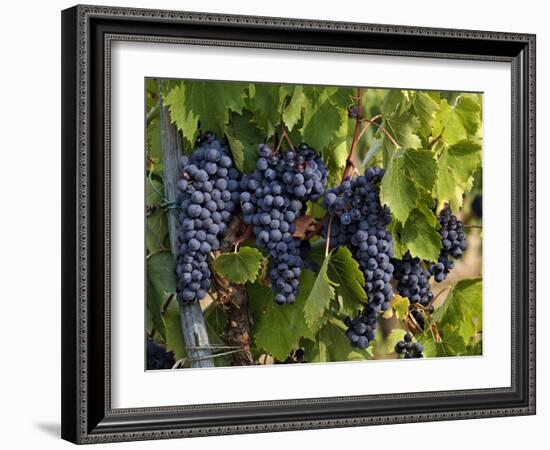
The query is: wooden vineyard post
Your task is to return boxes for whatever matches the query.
[158,89,214,368]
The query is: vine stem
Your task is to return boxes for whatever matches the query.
[234,224,253,250]
[281,127,296,151]
[463,224,482,229]
[274,124,295,153]
[342,87,363,181]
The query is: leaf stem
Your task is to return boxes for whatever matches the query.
[324,216,333,257]
[430,286,451,306]
[430,132,443,149]
[358,115,399,148]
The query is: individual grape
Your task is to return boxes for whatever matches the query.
[394,332,424,359]
[175,132,241,304]
[393,252,433,306]
[409,308,426,331]
[429,205,468,282]
[240,143,328,304]
[146,339,176,370]
[348,104,361,119]
[323,167,394,349]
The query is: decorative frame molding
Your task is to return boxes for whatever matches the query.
[61,4,536,444]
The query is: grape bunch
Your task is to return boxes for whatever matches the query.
[147,339,176,370]
[344,313,377,350]
[394,333,424,359]
[429,205,468,282]
[323,167,394,349]
[240,143,328,304]
[393,252,433,306]
[175,132,241,303]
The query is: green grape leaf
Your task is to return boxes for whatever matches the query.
[202,302,233,367]
[225,111,265,173]
[323,108,350,179]
[327,247,367,316]
[146,178,168,253]
[184,81,247,140]
[433,94,481,144]
[163,83,198,145]
[305,319,373,363]
[306,200,326,220]
[146,117,162,160]
[212,246,264,284]
[363,135,384,166]
[203,302,229,341]
[435,332,467,357]
[252,271,315,361]
[417,334,438,358]
[388,219,407,259]
[434,278,482,345]
[164,306,186,361]
[402,148,437,192]
[435,140,482,211]
[248,84,283,137]
[301,87,342,151]
[383,112,422,149]
[380,150,419,223]
[401,208,441,262]
[146,252,176,339]
[382,90,412,116]
[390,295,410,320]
[146,210,168,254]
[303,252,336,331]
[411,92,440,138]
[282,85,305,132]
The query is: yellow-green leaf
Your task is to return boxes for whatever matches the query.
[435,140,482,211]
[213,247,264,284]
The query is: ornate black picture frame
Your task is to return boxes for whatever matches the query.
[61,4,536,444]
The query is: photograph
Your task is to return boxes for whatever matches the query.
[145,79,483,369]
[57,3,536,445]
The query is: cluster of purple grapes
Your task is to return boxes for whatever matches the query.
[175,132,240,303]
[147,339,176,370]
[239,143,328,304]
[323,167,395,349]
[393,253,433,307]
[429,205,468,282]
[394,333,424,359]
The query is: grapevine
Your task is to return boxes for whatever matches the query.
[145,80,483,366]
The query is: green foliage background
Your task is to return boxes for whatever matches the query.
[146,79,483,367]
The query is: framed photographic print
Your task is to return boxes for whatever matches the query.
[61,4,536,444]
